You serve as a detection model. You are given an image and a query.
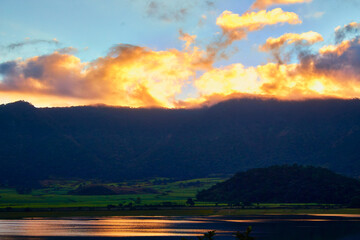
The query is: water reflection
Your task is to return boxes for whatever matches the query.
[223,218,332,223]
[308,214,360,218]
[0,215,359,240]
[0,217,213,237]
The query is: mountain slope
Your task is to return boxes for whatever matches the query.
[1,98,360,186]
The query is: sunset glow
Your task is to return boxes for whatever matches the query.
[1,0,360,108]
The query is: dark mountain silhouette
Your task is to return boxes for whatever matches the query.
[196,165,360,204]
[1,98,360,186]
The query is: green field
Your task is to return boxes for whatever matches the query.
[1,177,359,219]
[0,177,226,209]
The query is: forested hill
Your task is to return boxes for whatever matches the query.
[1,98,360,186]
[196,165,360,204]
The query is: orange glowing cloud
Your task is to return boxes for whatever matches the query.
[0,53,87,96]
[179,30,197,50]
[190,58,360,106]
[1,14,360,108]
[260,31,323,51]
[195,64,260,96]
[0,43,212,108]
[319,40,353,56]
[251,0,312,9]
[216,8,301,43]
[256,63,360,99]
[189,34,360,105]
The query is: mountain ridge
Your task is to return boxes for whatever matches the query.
[1,98,360,186]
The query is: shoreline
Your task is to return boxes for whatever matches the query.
[0,207,359,219]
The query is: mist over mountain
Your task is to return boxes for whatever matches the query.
[1,98,360,186]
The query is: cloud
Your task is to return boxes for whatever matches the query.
[0,41,213,108]
[251,0,312,9]
[189,35,360,106]
[260,31,323,51]
[146,0,187,22]
[144,0,214,22]
[319,22,360,57]
[1,15,360,108]
[195,64,260,96]
[310,37,360,77]
[335,22,360,44]
[259,31,323,63]
[259,31,324,63]
[5,38,59,51]
[197,8,302,65]
[0,53,86,97]
[179,30,196,50]
[198,14,208,27]
[0,61,18,75]
[55,47,78,54]
[216,8,301,44]
[319,40,352,56]
[304,11,324,19]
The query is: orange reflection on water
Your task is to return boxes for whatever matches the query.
[222,219,268,223]
[0,217,215,237]
[223,218,331,223]
[308,214,360,218]
[1,215,359,238]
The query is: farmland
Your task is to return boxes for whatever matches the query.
[0,177,225,209]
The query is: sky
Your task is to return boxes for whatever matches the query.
[0,0,360,108]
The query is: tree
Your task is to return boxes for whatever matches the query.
[186,198,195,206]
[200,231,216,240]
[107,204,116,210]
[135,197,141,204]
[235,226,254,240]
[349,196,360,208]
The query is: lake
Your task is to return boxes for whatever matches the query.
[0,214,359,240]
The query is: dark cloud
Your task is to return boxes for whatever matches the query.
[55,47,78,54]
[293,36,360,83]
[335,22,360,44]
[146,1,188,22]
[0,52,84,96]
[144,0,214,22]
[5,39,59,51]
[314,37,360,75]
[0,61,18,75]
[23,61,44,79]
[260,32,323,64]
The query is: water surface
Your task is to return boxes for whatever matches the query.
[0,214,359,240]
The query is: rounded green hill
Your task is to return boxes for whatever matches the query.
[197,165,360,204]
